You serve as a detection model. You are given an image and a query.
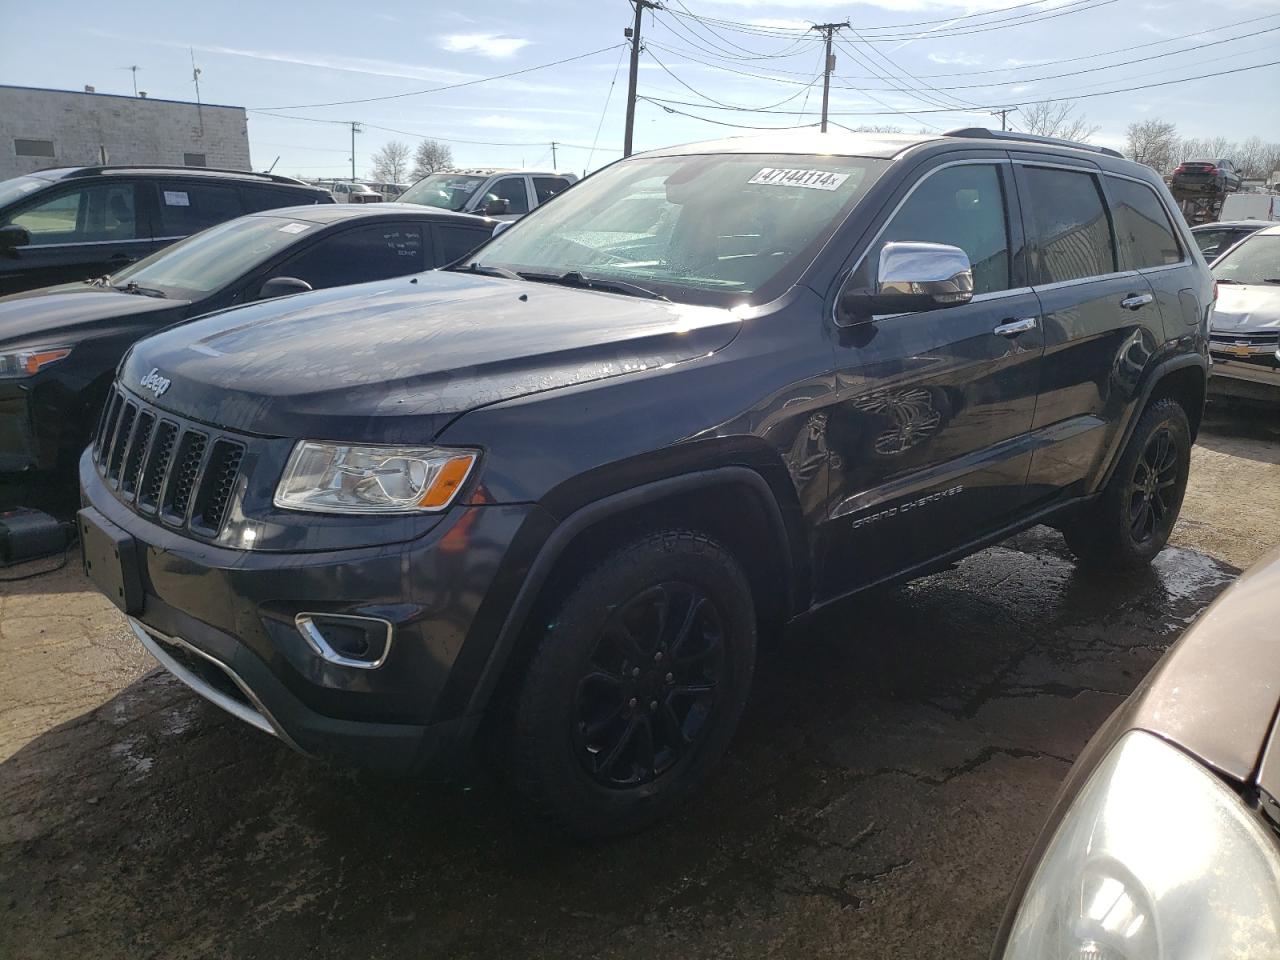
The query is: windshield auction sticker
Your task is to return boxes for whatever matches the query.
[749,168,850,191]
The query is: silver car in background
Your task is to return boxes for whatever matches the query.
[1207,223,1280,402]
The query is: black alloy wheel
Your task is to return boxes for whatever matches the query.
[1128,427,1179,545]
[572,582,725,788]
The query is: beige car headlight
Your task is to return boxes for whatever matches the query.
[274,441,476,515]
[1003,730,1280,959]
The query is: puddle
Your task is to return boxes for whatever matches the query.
[1151,547,1236,611]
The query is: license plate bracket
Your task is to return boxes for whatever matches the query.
[78,507,144,615]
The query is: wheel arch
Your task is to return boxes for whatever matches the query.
[1099,352,1207,491]
[461,464,810,728]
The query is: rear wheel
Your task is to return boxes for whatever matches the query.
[1063,398,1190,570]
[509,530,756,838]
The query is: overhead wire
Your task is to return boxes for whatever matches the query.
[585,44,629,174]
[248,42,628,111]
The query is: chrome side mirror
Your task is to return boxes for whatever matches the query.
[837,241,974,326]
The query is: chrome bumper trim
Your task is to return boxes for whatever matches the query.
[128,617,303,752]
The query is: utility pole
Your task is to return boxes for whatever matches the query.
[550,141,558,168]
[350,121,362,180]
[811,22,848,134]
[623,0,659,158]
[991,107,1017,131]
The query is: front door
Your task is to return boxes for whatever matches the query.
[816,158,1045,599]
[0,181,148,293]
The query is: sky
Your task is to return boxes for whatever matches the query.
[2,0,1277,181]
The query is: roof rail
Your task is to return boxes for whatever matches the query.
[943,127,1123,160]
[46,165,313,186]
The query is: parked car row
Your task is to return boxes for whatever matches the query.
[0,165,333,295]
[0,201,498,473]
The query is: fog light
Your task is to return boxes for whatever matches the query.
[295,613,393,669]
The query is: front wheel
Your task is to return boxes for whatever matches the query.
[1062,398,1191,570]
[508,530,756,839]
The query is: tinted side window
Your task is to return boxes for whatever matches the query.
[7,183,137,243]
[854,163,1011,294]
[483,177,530,215]
[436,224,492,264]
[1022,166,1115,283]
[156,183,244,236]
[1193,229,1232,256]
[1108,177,1181,269]
[533,177,572,205]
[275,223,425,289]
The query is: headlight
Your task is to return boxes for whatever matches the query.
[0,346,71,378]
[1003,731,1280,959]
[274,441,477,514]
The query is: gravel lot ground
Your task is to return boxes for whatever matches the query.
[2,402,1277,960]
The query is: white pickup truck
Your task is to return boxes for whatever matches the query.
[397,168,577,221]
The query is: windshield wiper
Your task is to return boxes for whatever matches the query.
[1263,278,1280,284]
[521,270,668,301]
[114,281,167,298]
[1215,278,1240,284]
[457,262,523,281]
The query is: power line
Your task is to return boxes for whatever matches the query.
[660,0,1117,43]
[586,44,629,174]
[644,46,822,112]
[638,95,820,130]
[251,111,615,150]
[640,55,1280,116]
[249,43,627,111]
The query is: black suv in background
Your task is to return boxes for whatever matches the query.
[0,166,332,294]
[79,129,1211,837]
[0,204,496,475]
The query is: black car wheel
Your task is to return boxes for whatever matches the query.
[509,530,756,838]
[1063,398,1191,570]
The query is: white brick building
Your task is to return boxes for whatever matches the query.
[0,84,250,180]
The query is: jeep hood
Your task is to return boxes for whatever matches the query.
[0,284,189,348]
[119,271,741,441]
[1211,283,1280,332]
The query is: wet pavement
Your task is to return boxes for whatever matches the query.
[1,403,1277,960]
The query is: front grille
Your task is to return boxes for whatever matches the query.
[94,387,245,538]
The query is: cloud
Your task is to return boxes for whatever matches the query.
[441,33,532,59]
[927,52,984,66]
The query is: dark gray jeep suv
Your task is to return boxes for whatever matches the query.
[79,128,1213,836]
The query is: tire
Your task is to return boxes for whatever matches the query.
[1062,398,1191,570]
[509,529,756,839]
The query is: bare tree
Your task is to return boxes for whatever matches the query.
[371,140,411,183]
[411,140,454,180]
[1017,101,1099,142]
[1125,118,1180,174]
[1234,136,1270,179]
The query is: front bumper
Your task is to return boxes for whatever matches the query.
[81,449,543,776]
[1208,344,1280,400]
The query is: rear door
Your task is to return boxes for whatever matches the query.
[1016,159,1165,503]
[532,176,573,209]
[151,180,245,244]
[817,156,1046,597]
[0,180,148,292]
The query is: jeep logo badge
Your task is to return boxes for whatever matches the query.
[139,367,171,398]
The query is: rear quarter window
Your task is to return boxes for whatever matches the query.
[1107,177,1182,269]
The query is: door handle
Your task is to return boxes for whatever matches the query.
[993,317,1038,337]
[1120,292,1154,310]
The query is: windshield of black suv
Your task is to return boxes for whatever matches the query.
[1212,233,1280,285]
[0,175,49,208]
[108,215,318,297]
[400,173,487,211]
[461,153,886,306]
